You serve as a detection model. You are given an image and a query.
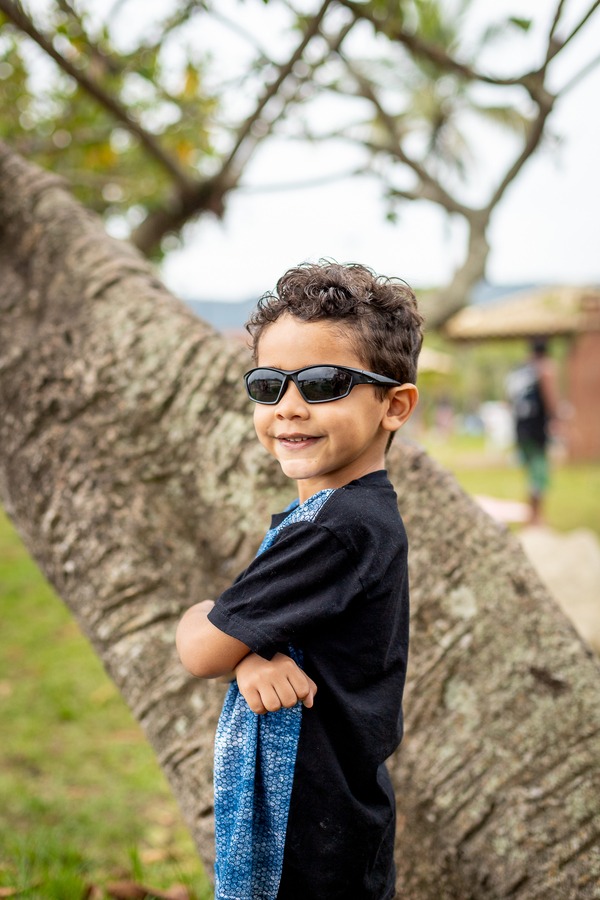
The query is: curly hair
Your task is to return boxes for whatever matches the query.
[246,261,424,387]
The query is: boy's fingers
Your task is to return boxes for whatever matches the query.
[239,655,318,713]
[302,677,318,708]
[245,689,268,715]
[264,675,317,711]
[274,680,300,709]
[287,667,312,695]
[292,674,317,708]
[288,667,317,700]
[261,684,285,713]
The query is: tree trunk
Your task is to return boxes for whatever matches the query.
[1,143,599,899]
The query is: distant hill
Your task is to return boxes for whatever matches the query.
[470,281,538,305]
[185,298,258,333]
[183,283,543,334]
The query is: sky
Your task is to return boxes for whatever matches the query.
[118,0,600,303]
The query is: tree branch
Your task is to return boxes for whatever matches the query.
[339,0,538,89]
[418,90,556,319]
[54,0,121,76]
[422,211,491,328]
[207,8,276,65]
[342,0,599,119]
[131,0,340,253]
[558,49,600,96]
[487,91,555,211]
[548,0,568,46]
[239,165,368,194]
[218,0,335,181]
[547,0,600,62]
[337,50,472,218]
[56,0,209,114]
[0,0,196,192]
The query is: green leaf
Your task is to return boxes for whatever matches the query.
[508,16,532,32]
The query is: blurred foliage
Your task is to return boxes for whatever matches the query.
[1,0,597,327]
[418,330,572,426]
[0,0,569,266]
[0,3,218,232]
[321,0,530,185]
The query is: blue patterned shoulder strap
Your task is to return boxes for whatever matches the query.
[256,487,336,555]
[213,488,335,900]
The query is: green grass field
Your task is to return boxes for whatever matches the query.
[0,511,211,899]
[422,433,600,535]
[1,437,598,898]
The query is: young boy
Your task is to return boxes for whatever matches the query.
[176,261,423,900]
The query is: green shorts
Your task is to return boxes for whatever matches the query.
[518,439,549,498]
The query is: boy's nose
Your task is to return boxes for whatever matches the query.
[275,380,309,418]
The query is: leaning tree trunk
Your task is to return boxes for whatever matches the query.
[1,143,599,899]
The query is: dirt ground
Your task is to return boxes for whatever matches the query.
[519,526,600,655]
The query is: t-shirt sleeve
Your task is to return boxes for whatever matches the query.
[207,521,360,659]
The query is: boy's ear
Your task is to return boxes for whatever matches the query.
[382,384,419,434]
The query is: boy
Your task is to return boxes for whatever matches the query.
[176,261,422,900]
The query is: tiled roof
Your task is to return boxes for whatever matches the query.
[444,286,600,341]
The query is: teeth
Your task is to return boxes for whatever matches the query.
[283,436,308,442]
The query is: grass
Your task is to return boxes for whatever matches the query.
[0,509,212,899]
[421,432,600,536]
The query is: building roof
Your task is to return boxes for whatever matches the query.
[418,345,454,374]
[443,285,600,341]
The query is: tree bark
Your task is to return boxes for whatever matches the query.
[1,143,599,899]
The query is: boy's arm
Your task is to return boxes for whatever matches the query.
[176,600,251,678]
[176,602,318,711]
[235,652,317,715]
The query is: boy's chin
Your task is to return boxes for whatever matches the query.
[277,460,315,480]
[275,457,325,483]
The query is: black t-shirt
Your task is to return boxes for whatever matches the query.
[209,470,409,900]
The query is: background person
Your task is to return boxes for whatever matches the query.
[506,337,560,526]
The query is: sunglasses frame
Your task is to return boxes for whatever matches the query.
[244,365,403,405]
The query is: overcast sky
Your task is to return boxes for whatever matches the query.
[150,1,600,303]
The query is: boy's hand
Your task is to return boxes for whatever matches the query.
[235,652,317,715]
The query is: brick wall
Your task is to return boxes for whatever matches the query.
[566,330,600,461]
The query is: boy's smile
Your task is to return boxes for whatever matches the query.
[252,315,417,503]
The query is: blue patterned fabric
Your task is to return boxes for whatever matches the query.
[213,489,335,900]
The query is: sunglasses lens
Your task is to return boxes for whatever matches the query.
[246,370,284,403]
[297,367,353,402]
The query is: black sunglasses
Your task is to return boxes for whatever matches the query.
[244,365,402,405]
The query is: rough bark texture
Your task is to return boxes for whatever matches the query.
[1,143,599,899]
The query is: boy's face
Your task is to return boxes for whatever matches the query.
[252,315,416,503]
